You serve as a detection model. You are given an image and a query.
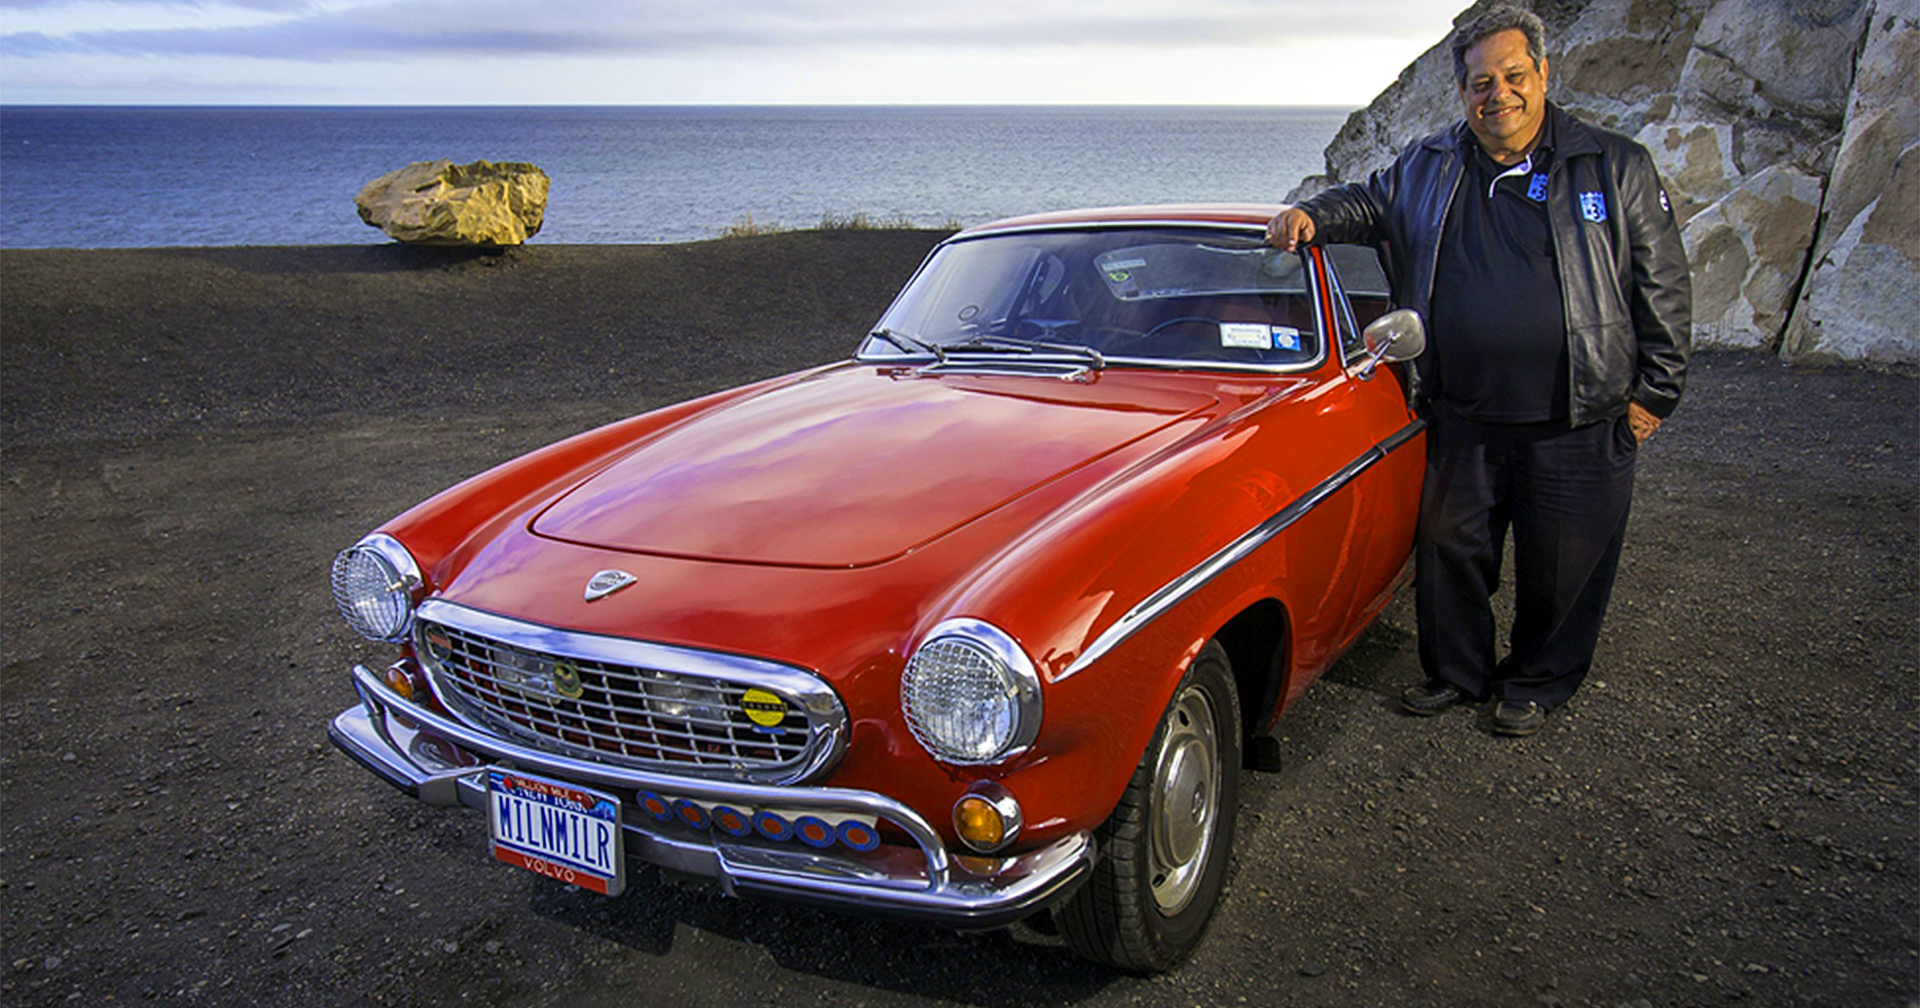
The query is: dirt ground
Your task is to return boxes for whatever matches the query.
[2,237,1914,1008]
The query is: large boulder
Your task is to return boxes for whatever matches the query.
[1780,0,1920,363]
[1634,119,1740,224]
[355,159,550,246]
[1667,0,1869,175]
[1682,164,1824,348]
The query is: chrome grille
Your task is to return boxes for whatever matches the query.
[412,605,841,782]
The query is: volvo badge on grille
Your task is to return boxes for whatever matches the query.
[585,569,637,602]
[550,659,585,699]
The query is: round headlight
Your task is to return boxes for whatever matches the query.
[331,534,422,642]
[901,619,1042,765]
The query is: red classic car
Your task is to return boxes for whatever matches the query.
[328,204,1426,971]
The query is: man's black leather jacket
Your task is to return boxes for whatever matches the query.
[1297,103,1691,426]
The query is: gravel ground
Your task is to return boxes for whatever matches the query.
[2,237,1914,1008]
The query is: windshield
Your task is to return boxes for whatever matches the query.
[864,227,1320,370]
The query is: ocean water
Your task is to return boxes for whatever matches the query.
[0,106,1346,249]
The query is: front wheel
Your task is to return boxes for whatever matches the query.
[1058,641,1242,972]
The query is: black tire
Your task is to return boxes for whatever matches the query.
[1058,640,1242,972]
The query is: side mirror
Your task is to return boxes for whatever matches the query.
[1355,309,1426,381]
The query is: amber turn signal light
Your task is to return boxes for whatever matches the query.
[951,782,1024,854]
[953,797,1005,849]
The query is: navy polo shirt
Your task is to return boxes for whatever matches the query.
[1428,125,1570,424]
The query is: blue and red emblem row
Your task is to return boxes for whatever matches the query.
[636,790,881,851]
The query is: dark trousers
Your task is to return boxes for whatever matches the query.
[1415,402,1638,709]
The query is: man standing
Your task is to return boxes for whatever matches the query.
[1268,4,1690,736]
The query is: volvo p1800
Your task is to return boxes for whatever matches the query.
[328,204,1426,971]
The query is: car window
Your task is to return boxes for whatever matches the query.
[1324,244,1392,359]
[868,228,1322,370]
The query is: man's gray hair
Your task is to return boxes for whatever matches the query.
[1450,4,1547,88]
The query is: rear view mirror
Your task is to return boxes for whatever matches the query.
[1356,309,1426,381]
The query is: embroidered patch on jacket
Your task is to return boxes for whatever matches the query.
[1527,174,1549,202]
[1579,191,1608,222]
[1659,188,1671,213]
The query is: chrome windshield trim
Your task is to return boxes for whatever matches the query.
[412,600,848,785]
[1306,248,1332,364]
[1059,418,1429,680]
[954,219,1272,240]
[857,352,1329,377]
[859,220,1328,376]
[911,357,1094,381]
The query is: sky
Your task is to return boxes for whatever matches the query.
[0,0,1464,105]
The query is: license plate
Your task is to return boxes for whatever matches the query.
[487,769,625,896]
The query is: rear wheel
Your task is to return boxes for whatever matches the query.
[1059,641,1241,972]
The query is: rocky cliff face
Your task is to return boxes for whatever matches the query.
[1289,0,1917,365]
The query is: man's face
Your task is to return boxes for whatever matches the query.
[1458,29,1549,157]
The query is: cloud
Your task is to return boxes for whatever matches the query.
[0,0,314,10]
[1,0,1436,61]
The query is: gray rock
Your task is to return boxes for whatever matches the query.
[1670,0,1870,175]
[1637,120,1740,225]
[1683,164,1824,348]
[1783,140,1920,363]
[1780,0,1920,364]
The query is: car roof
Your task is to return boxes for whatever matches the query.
[956,204,1286,238]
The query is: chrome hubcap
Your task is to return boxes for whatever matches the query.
[1149,684,1218,915]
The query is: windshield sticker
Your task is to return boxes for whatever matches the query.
[1100,257,1148,285]
[1272,326,1302,351]
[1221,323,1273,349]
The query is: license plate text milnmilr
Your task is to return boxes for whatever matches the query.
[486,769,625,896]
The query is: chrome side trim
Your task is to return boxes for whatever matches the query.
[413,600,848,785]
[331,667,1096,928]
[1059,418,1429,680]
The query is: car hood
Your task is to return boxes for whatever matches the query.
[530,365,1218,567]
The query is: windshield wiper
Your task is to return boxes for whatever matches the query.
[868,327,947,363]
[953,333,1106,371]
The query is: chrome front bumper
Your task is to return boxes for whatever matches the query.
[328,664,1094,929]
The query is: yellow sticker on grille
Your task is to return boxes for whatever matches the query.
[740,688,787,728]
[551,660,584,699]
